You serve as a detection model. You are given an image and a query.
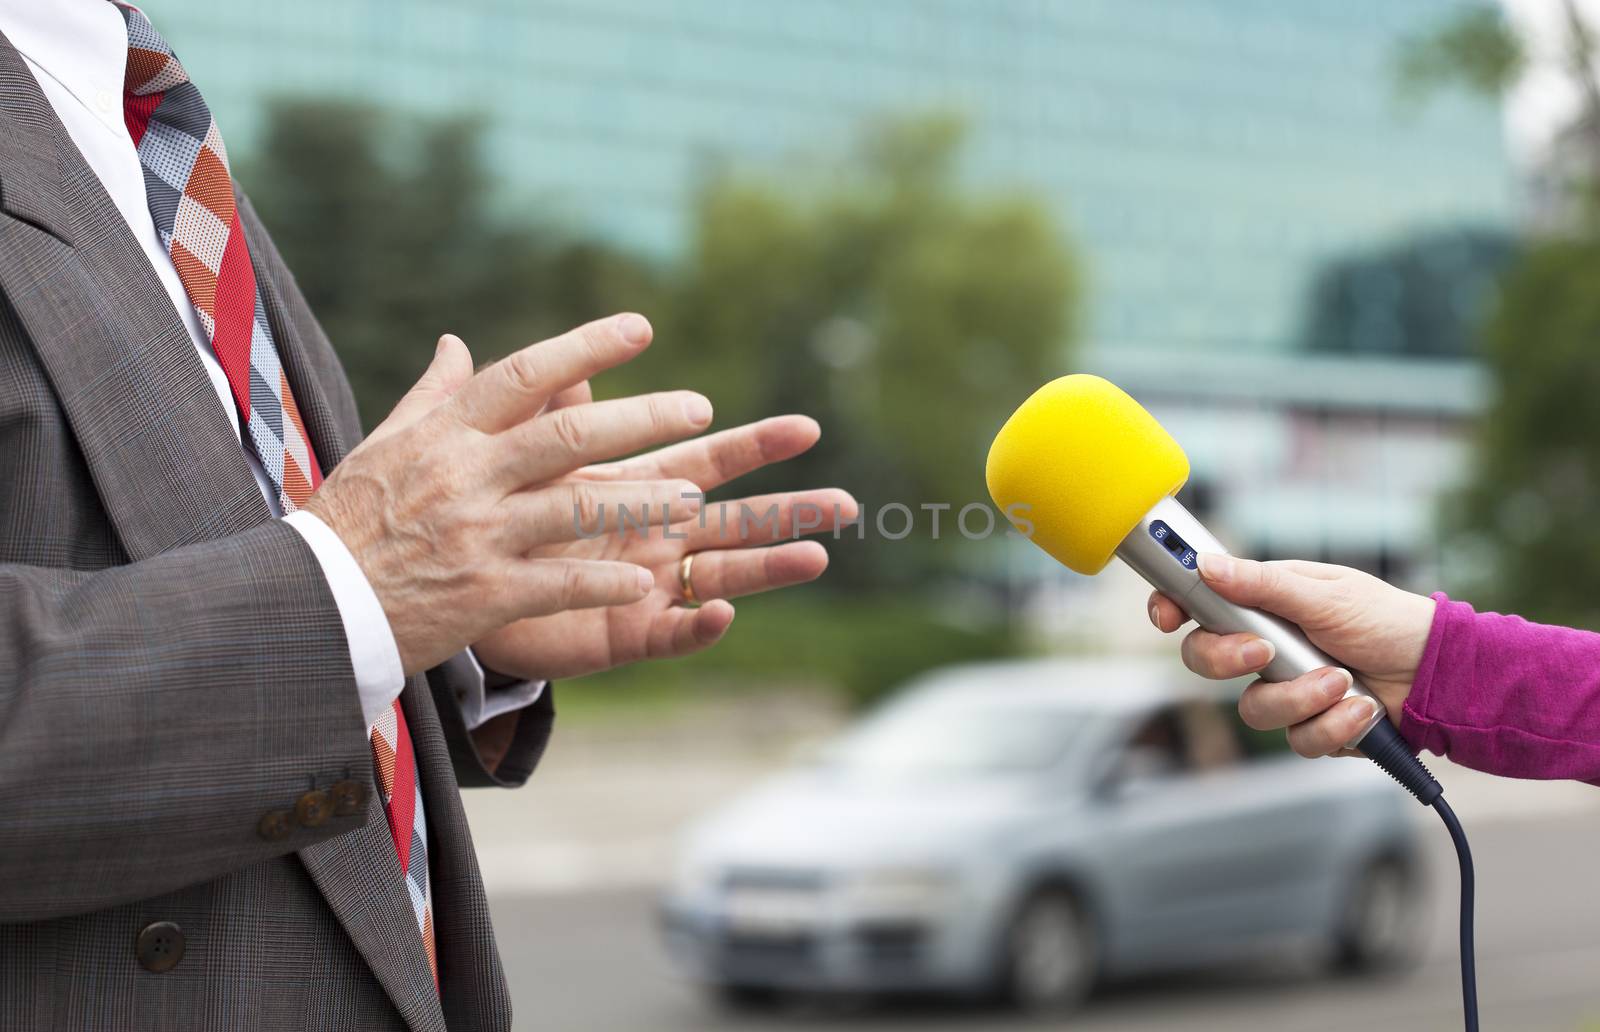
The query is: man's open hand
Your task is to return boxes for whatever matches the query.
[473,414,858,680]
[305,314,709,675]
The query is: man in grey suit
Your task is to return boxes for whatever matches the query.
[0,3,854,1030]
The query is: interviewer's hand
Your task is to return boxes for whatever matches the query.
[1148,556,1436,758]
[305,314,710,675]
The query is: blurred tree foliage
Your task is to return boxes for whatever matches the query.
[1301,226,1518,360]
[243,99,662,429]
[244,102,1076,700]
[608,113,1078,586]
[1399,0,1600,215]
[1394,3,1523,103]
[1454,242,1600,628]
[1397,3,1600,627]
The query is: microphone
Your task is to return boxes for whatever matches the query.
[985,375,1482,1032]
[985,374,1440,805]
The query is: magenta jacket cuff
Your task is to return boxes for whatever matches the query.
[1400,592,1600,782]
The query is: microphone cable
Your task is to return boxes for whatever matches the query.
[1359,719,1478,1032]
[1433,795,1477,1032]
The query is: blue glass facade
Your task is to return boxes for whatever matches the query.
[144,0,1515,357]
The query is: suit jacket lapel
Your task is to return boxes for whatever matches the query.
[298,794,448,1032]
[0,33,268,562]
[404,674,516,1030]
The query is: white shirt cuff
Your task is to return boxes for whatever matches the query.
[282,509,405,728]
[460,648,548,731]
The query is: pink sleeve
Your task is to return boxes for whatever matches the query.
[1400,593,1600,782]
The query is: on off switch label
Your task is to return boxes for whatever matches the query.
[1149,520,1197,570]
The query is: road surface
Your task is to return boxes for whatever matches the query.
[486,816,1600,1031]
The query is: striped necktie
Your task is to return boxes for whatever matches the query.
[114,2,437,987]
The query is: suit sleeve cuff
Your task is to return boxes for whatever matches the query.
[459,648,547,730]
[281,509,405,727]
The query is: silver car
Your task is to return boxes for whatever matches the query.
[660,657,1423,1013]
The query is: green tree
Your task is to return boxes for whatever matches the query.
[1398,5,1600,625]
[1453,242,1600,629]
[242,99,659,429]
[608,114,1079,584]
[1395,4,1523,103]
[1399,0,1600,221]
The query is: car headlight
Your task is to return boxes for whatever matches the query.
[840,868,958,917]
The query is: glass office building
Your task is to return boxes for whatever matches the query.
[144,0,1514,360]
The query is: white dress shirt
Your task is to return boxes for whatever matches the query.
[0,0,542,729]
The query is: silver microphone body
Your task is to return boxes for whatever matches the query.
[1113,496,1385,747]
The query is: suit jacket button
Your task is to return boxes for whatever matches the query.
[329,779,368,816]
[295,789,333,828]
[257,810,293,841]
[135,921,185,973]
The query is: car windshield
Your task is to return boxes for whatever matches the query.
[820,701,1096,783]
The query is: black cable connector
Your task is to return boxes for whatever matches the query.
[1358,718,1441,804]
[1357,718,1478,1032]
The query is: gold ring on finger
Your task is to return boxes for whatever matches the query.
[679,552,700,607]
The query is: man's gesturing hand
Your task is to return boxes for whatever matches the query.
[474,414,858,681]
[1147,557,1436,758]
[305,314,711,675]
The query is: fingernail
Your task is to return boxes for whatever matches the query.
[618,313,652,345]
[635,568,654,593]
[1351,696,1380,722]
[679,484,703,511]
[1323,667,1354,696]
[683,394,713,427]
[1148,602,1160,628]
[1240,639,1275,668]
[1197,553,1236,581]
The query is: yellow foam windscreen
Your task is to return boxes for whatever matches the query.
[986,374,1189,575]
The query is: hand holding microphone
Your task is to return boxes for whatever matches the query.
[1148,554,1436,759]
[984,373,1440,801]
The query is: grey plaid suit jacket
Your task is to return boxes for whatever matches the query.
[0,35,554,1032]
